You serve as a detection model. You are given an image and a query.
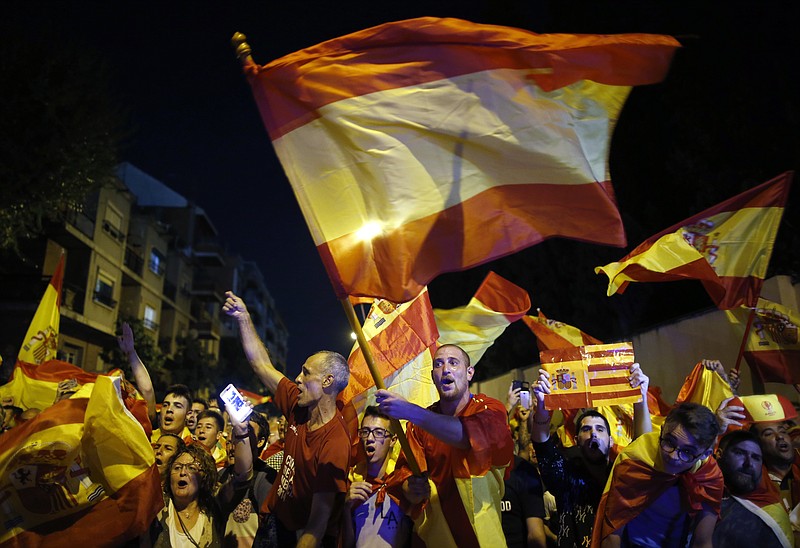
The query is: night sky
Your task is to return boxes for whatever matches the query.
[5,2,799,380]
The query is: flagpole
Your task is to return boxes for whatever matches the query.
[232,33,420,475]
[341,297,422,475]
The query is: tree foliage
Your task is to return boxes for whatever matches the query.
[0,32,124,251]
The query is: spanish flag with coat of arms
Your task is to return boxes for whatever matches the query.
[596,172,793,309]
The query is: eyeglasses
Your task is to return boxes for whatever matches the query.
[659,434,702,463]
[358,427,391,440]
[171,461,202,475]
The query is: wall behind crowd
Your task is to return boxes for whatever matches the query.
[474,275,800,407]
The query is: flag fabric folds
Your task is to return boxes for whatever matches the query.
[433,271,531,366]
[540,343,641,410]
[344,288,440,414]
[523,309,603,351]
[18,256,64,365]
[674,362,734,413]
[0,376,162,546]
[245,17,680,301]
[596,172,793,309]
[726,298,800,384]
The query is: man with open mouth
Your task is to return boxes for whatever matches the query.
[374,343,514,547]
[224,290,352,548]
[342,404,412,547]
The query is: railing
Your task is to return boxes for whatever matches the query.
[124,247,144,275]
[143,318,160,331]
[92,289,117,308]
[101,220,125,243]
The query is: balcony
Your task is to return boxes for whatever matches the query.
[62,283,86,314]
[143,318,160,331]
[124,247,144,276]
[65,209,95,239]
[102,220,126,243]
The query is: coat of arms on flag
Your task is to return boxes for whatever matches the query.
[540,342,641,410]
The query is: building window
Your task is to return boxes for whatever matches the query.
[149,248,166,276]
[60,343,84,366]
[101,204,125,242]
[93,270,117,308]
[144,305,159,331]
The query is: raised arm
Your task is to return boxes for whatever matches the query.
[222,291,285,394]
[629,363,652,439]
[226,393,254,480]
[374,389,469,449]
[118,322,157,423]
[530,370,552,443]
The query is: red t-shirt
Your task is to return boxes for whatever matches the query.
[264,378,351,535]
[393,393,514,547]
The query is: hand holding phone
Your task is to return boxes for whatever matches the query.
[220,384,252,425]
[513,380,531,409]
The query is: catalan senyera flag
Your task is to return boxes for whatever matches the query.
[433,271,530,365]
[540,343,641,410]
[0,375,162,546]
[726,298,800,384]
[18,256,65,365]
[596,172,793,309]
[345,288,440,415]
[523,309,603,351]
[244,17,680,302]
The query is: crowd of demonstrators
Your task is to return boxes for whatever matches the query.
[6,293,800,548]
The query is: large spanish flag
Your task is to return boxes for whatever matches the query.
[726,298,800,384]
[244,17,680,301]
[18,255,64,365]
[0,376,162,546]
[596,172,793,309]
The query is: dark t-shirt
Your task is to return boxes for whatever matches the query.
[713,496,789,548]
[502,455,545,548]
[533,436,610,548]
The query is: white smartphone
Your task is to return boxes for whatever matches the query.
[220,384,252,424]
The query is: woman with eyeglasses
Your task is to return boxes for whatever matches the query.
[148,396,254,547]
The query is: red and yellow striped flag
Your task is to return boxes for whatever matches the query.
[540,343,641,410]
[18,255,64,365]
[345,288,440,414]
[523,309,603,351]
[596,172,793,309]
[244,17,679,301]
[434,271,530,365]
[726,298,800,384]
[0,375,162,546]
